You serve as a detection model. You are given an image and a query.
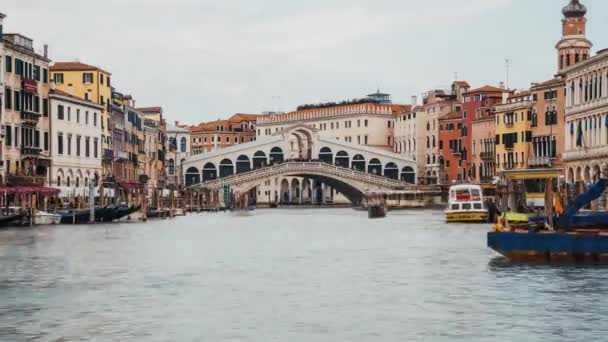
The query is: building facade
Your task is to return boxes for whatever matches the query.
[49,90,103,198]
[529,79,565,169]
[190,113,260,155]
[495,92,534,173]
[166,122,190,187]
[2,33,52,185]
[140,107,166,190]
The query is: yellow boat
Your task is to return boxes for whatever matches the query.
[445,184,488,223]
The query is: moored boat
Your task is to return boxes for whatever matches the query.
[488,177,608,263]
[445,184,488,223]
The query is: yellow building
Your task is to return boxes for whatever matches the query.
[50,62,112,153]
[495,91,534,173]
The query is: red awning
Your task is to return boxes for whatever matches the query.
[117,182,143,190]
[0,186,60,195]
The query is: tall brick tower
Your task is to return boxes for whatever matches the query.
[556,0,593,72]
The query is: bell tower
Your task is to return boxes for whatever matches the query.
[556,0,592,72]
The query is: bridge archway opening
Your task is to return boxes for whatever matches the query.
[401,166,416,184]
[202,162,217,181]
[384,162,399,180]
[219,159,234,178]
[236,155,251,174]
[280,179,290,203]
[368,158,382,175]
[335,151,349,168]
[253,151,267,169]
[290,127,314,160]
[352,154,366,172]
[270,147,285,165]
[319,147,333,164]
[185,167,201,186]
[290,178,301,203]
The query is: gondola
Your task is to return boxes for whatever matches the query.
[0,213,26,228]
[59,205,140,224]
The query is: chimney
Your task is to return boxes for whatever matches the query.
[43,44,48,58]
[499,81,505,89]
[411,95,418,106]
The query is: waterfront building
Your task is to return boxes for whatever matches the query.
[393,96,425,179]
[256,94,410,158]
[166,122,190,188]
[495,91,534,174]
[470,89,508,184]
[461,85,508,183]
[438,110,463,184]
[529,79,565,169]
[562,50,608,185]
[2,32,52,185]
[140,107,167,190]
[49,89,103,198]
[420,86,461,184]
[123,96,144,184]
[49,62,112,156]
[190,113,260,155]
[108,89,127,182]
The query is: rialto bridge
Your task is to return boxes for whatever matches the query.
[182,125,417,205]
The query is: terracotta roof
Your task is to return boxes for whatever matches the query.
[509,91,532,99]
[531,78,565,90]
[463,85,506,94]
[50,62,111,75]
[136,107,162,113]
[228,113,264,122]
[439,111,462,121]
[454,81,471,87]
[49,89,103,108]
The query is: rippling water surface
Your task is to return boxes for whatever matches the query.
[0,209,607,341]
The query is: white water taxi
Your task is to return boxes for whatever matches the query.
[445,184,488,223]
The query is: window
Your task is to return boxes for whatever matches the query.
[76,136,81,156]
[34,65,41,81]
[67,134,72,155]
[42,68,48,83]
[5,125,12,147]
[14,91,21,111]
[100,74,104,85]
[357,120,361,127]
[94,138,99,158]
[85,111,89,124]
[44,132,49,151]
[85,137,90,157]
[43,98,49,117]
[5,55,12,73]
[107,77,111,87]
[83,73,94,84]
[364,136,368,145]
[58,133,64,154]
[15,58,24,76]
[93,113,97,126]
[67,107,71,121]
[54,73,64,84]
[180,137,187,152]
[58,105,65,120]
[4,87,12,110]
[76,109,80,123]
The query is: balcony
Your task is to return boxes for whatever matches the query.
[103,149,114,160]
[116,151,128,162]
[563,145,608,162]
[21,146,42,157]
[21,110,42,126]
[528,156,554,168]
[6,175,46,186]
[480,152,494,161]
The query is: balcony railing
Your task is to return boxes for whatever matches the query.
[21,110,42,126]
[528,156,554,167]
[480,152,494,161]
[103,149,114,160]
[21,146,42,157]
[116,151,128,161]
[6,175,46,186]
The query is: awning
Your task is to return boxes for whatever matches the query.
[117,182,143,190]
[501,168,563,180]
[0,186,60,195]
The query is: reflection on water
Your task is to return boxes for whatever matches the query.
[0,209,607,341]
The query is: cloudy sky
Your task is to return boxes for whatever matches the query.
[3,0,608,124]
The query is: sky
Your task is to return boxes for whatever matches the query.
[3,0,608,125]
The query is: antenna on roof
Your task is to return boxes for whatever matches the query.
[505,59,511,89]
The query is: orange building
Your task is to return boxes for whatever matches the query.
[189,113,263,155]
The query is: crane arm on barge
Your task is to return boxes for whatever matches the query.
[556,178,608,230]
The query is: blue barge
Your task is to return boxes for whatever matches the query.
[488,178,608,262]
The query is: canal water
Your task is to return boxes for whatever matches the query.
[0,209,607,341]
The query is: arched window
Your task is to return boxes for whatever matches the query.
[67,177,71,187]
[57,176,61,186]
[168,159,175,175]
[180,137,187,152]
